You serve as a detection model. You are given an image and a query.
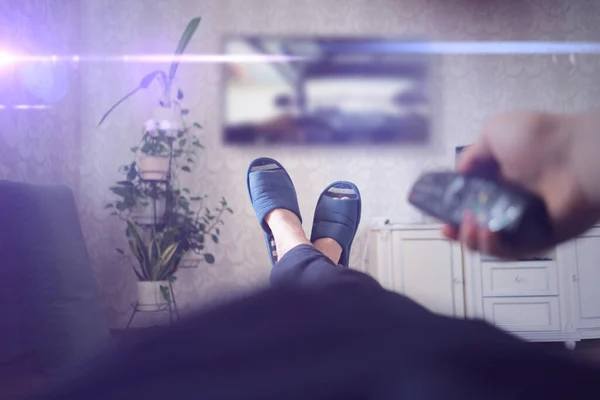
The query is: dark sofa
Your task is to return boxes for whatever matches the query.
[0,181,110,398]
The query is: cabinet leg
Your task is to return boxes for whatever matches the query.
[565,340,577,350]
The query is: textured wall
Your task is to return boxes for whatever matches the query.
[6,0,599,328]
[0,0,82,189]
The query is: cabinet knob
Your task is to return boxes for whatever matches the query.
[453,277,461,284]
[515,276,522,283]
[572,274,579,282]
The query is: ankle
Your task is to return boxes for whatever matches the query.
[266,209,300,228]
[266,209,310,260]
[313,237,343,265]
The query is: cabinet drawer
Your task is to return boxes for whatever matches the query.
[481,261,558,297]
[483,297,561,332]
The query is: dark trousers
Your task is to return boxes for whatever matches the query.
[49,245,599,399]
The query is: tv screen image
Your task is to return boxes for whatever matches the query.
[222,36,431,145]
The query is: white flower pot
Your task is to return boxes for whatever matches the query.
[138,155,170,181]
[131,198,166,225]
[151,106,180,135]
[136,281,170,311]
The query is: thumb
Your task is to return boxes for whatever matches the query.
[457,136,498,177]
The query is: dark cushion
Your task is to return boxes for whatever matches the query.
[0,181,109,376]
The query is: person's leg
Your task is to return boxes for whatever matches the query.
[264,195,376,288]
[50,158,599,399]
[47,278,600,400]
[263,190,376,288]
[268,179,376,288]
[312,237,342,264]
[264,209,311,260]
[247,158,369,288]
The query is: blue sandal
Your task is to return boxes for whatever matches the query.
[310,182,362,267]
[247,158,302,265]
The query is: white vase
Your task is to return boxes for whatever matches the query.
[138,155,170,181]
[131,198,166,225]
[136,281,170,311]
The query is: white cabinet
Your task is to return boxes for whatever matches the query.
[482,297,561,332]
[370,224,600,349]
[568,226,600,333]
[369,226,464,318]
[480,261,559,297]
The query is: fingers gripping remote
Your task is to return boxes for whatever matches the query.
[408,171,554,249]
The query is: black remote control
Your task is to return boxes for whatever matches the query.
[408,171,554,249]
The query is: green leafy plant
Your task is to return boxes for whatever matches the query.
[104,16,233,282]
[97,17,201,127]
[120,221,180,282]
[136,131,171,157]
[107,111,232,278]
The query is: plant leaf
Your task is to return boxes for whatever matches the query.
[204,253,215,264]
[97,70,168,127]
[133,266,145,281]
[211,234,218,244]
[193,122,202,129]
[181,166,191,172]
[160,242,180,266]
[169,17,201,80]
[159,285,171,302]
[126,221,151,279]
[126,162,138,180]
[177,89,184,100]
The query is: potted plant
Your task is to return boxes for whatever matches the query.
[107,162,168,224]
[102,16,233,312]
[136,124,172,181]
[121,221,179,311]
[106,116,231,305]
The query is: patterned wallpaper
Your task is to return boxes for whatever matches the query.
[0,0,82,190]
[3,0,600,328]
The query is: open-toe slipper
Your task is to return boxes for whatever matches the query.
[247,157,302,265]
[310,181,361,267]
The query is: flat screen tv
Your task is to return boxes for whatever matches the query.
[222,36,431,145]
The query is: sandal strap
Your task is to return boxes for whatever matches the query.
[249,169,301,232]
[311,197,358,245]
[310,182,361,267]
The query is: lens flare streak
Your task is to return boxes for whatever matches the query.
[1,42,600,66]
[0,104,52,110]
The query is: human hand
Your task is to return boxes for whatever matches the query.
[442,111,600,258]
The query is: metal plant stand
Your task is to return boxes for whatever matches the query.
[126,137,181,329]
[126,281,180,328]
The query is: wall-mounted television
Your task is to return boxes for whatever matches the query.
[222,36,431,145]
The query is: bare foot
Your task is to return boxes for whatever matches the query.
[265,209,311,260]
